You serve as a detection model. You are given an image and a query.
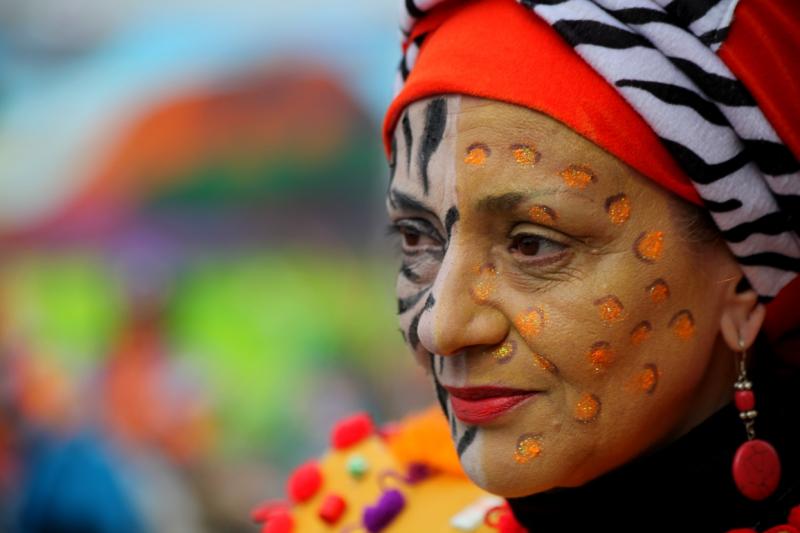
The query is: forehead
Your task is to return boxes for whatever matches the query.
[391,96,658,214]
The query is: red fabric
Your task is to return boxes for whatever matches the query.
[382,0,701,205]
[719,0,800,164]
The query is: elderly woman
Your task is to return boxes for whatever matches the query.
[254,1,800,532]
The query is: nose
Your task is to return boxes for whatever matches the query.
[416,250,510,356]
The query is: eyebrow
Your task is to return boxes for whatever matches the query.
[387,189,438,220]
[475,189,594,214]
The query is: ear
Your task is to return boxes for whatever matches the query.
[719,276,766,351]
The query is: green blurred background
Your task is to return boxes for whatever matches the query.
[0,2,433,531]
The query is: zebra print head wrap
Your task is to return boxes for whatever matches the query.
[385,0,800,309]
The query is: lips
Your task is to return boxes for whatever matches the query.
[445,386,539,425]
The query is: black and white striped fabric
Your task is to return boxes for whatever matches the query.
[396,0,800,301]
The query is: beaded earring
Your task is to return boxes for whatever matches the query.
[731,337,781,501]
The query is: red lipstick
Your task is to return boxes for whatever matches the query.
[445,386,539,425]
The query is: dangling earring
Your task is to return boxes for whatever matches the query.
[731,337,781,501]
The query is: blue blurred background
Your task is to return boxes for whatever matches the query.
[0,2,434,531]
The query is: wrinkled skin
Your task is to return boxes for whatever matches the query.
[387,95,744,497]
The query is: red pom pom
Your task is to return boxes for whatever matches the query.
[318,493,347,524]
[789,505,800,528]
[251,500,290,524]
[261,510,294,533]
[287,461,323,504]
[735,390,755,412]
[764,526,799,533]
[331,412,374,450]
[732,439,781,501]
[497,512,528,533]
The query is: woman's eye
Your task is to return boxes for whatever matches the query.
[401,229,421,248]
[389,219,444,255]
[513,235,542,256]
[509,233,569,265]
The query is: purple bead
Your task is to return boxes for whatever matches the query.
[363,489,405,532]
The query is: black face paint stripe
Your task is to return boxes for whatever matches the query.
[423,293,435,312]
[429,352,449,419]
[444,206,460,242]
[408,311,423,350]
[450,414,457,439]
[407,294,434,350]
[402,111,413,172]
[457,426,478,457]
[400,264,422,283]
[419,97,447,195]
[397,287,428,315]
[438,354,444,375]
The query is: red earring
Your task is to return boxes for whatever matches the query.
[731,337,781,501]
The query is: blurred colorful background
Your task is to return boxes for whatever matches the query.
[0,2,434,531]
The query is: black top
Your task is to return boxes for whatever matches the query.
[507,347,800,533]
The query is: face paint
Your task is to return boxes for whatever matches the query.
[513,433,542,464]
[637,364,659,395]
[445,206,460,242]
[574,393,601,424]
[604,193,631,225]
[587,341,615,373]
[511,144,540,166]
[646,278,670,304]
[419,97,448,194]
[514,307,546,339]
[397,289,427,314]
[457,426,478,457]
[471,263,498,303]
[559,164,596,189]
[528,205,558,226]
[465,143,490,166]
[669,310,696,340]
[629,321,653,346]
[633,231,665,263]
[491,340,516,364]
[532,352,559,374]
[594,295,625,324]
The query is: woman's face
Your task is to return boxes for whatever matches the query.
[387,95,740,497]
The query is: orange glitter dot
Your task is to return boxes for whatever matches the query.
[630,321,653,346]
[633,231,665,263]
[638,364,659,394]
[514,433,542,464]
[559,164,596,189]
[575,393,601,424]
[514,307,545,339]
[491,341,516,364]
[669,310,695,341]
[511,144,540,166]
[528,205,557,225]
[647,279,670,304]
[464,143,489,166]
[587,341,615,372]
[470,263,498,303]
[605,193,631,225]
[532,352,559,374]
[594,295,625,324]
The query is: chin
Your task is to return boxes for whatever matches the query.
[461,457,553,498]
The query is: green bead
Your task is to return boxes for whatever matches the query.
[346,454,368,479]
